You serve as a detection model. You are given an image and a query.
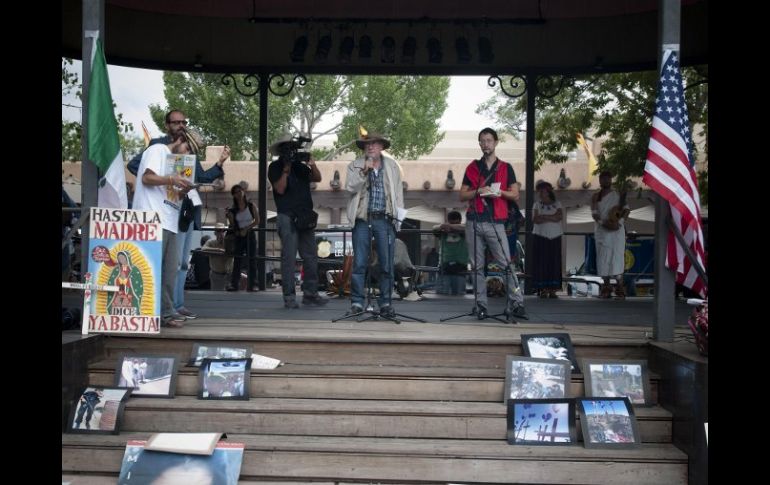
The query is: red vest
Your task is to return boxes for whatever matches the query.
[464,158,510,221]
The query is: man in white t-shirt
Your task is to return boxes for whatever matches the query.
[132,135,194,327]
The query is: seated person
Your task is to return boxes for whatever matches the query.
[203,223,234,291]
[433,210,469,295]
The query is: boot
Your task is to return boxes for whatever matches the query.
[614,281,626,300]
[599,284,612,299]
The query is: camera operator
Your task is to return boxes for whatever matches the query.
[267,132,328,309]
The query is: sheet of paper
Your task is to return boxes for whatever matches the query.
[251,353,282,369]
[188,188,202,206]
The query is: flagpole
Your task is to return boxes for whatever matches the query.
[666,216,708,287]
[80,0,105,281]
[651,0,681,342]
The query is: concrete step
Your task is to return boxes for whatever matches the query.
[62,433,688,484]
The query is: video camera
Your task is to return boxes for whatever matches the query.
[278,135,312,163]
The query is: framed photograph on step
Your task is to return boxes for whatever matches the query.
[577,397,640,448]
[113,354,179,398]
[582,359,652,406]
[507,398,576,445]
[66,386,132,435]
[197,358,251,400]
[521,333,580,374]
[504,355,571,403]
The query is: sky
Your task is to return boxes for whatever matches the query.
[61,61,500,140]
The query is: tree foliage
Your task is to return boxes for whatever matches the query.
[476,68,708,196]
[156,73,449,161]
[150,72,295,160]
[337,76,450,160]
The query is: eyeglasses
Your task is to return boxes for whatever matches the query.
[169,120,188,126]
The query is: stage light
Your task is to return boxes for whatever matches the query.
[315,34,332,62]
[359,35,373,59]
[339,36,354,64]
[381,36,396,63]
[401,36,416,64]
[290,35,308,62]
[478,36,494,64]
[427,37,442,63]
[455,37,471,64]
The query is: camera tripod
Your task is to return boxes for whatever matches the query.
[332,213,425,325]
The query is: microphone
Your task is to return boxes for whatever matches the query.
[361,155,373,175]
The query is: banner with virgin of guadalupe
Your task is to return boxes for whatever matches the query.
[87,207,162,334]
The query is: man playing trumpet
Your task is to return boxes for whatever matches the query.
[591,171,630,299]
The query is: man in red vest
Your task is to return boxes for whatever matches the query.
[460,127,527,321]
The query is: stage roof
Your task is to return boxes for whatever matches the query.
[62,0,708,75]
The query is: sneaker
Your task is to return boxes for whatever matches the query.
[302,294,328,306]
[346,304,364,316]
[226,285,238,292]
[284,300,299,309]
[511,304,528,319]
[476,304,488,320]
[162,315,185,328]
[379,305,396,318]
[247,286,259,292]
[176,307,197,319]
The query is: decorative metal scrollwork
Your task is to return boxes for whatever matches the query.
[221,73,260,97]
[487,74,573,99]
[533,75,574,99]
[268,74,307,97]
[487,75,527,98]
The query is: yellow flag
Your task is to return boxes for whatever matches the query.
[576,133,598,184]
[141,121,151,148]
[358,125,368,137]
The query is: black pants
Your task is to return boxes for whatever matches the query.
[230,231,257,288]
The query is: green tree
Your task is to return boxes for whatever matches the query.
[149,72,295,160]
[336,76,450,160]
[156,73,449,162]
[477,69,708,197]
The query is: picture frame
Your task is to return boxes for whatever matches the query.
[520,333,580,374]
[506,398,576,445]
[113,354,179,398]
[504,356,571,403]
[582,359,652,406]
[67,386,132,434]
[577,397,640,448]
[198,358,252,400]
[189,343,251,367]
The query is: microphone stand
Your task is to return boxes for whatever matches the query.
[332,157,410,324]
[485,214,526,323]
[441,155,506,323]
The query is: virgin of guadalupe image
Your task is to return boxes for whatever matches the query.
[106,250,144,315]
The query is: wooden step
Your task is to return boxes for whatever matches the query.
[62,433,688,484]
[87,361,660,403]
[111,396,672,443]
[100,321,652,370]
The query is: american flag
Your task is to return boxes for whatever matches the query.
[642,50,706,297]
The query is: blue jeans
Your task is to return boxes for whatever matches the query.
[173,227,195,310]
[351,218,394,308]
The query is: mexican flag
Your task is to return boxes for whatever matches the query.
[87,37,127,209]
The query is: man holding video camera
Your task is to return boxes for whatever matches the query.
[267,132,328,309]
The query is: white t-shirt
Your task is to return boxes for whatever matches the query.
[132,144,179,233]
[532,200,563,240]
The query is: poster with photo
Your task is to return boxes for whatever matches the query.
[118,440,244,484]
[86,207,162,335]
